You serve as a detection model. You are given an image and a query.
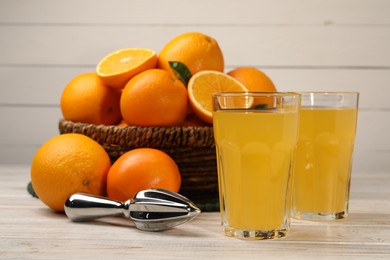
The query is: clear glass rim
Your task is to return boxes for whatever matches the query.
[300,91,359,108]
[212,92,300,98]
[298,91,359,96]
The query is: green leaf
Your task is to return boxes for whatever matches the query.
[254,104,268,109]
[27,181,39,198]
[169,61,192,86]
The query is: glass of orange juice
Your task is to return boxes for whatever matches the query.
[213,92,300,240]
[292,92,359,221]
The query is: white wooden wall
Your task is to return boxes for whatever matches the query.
[1,0,389,173]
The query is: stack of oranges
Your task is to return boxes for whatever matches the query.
[60,31,276,127]
[30,32,277,213]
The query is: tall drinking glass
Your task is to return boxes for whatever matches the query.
[292,92,359,220]
[213,92,300,240]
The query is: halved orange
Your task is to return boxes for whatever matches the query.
[96,48,157,89]
[187,70,248,124]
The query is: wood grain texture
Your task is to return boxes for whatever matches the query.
[1,1,389,258]
[1,26,389,67]
[1,0,389,25]
[0,167,389,259]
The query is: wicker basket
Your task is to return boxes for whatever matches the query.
[58,119,219,211]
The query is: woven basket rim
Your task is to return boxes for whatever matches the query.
[59,119,215,149]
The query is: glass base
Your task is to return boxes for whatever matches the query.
[292,210,348,221]
[223,225,287,240]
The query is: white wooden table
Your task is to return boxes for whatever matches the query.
[1,166,389,259]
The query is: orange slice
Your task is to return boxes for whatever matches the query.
[187,70,248,124]
[96,48,157,89]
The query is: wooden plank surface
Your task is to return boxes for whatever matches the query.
[1,1,389,257]
[1,25,389,67]
[1,0,389,25]
[0,166,389,259]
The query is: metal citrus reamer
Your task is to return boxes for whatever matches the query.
[64,189,201,231]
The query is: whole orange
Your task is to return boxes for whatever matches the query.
[61,72,122,125]
[227,67,277,92]
[157,32,224,79]
[30,133,111,212]
[107,148,181,201]
[120,69,187,126]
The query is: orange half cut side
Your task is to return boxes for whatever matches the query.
[187,70,248,124]
[96,48,157,89]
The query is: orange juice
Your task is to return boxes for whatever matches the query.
[292,108,358,217]
[213,110,299,232]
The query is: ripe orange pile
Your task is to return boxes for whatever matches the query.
[60,31,277,128]
[31,32,279,213]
